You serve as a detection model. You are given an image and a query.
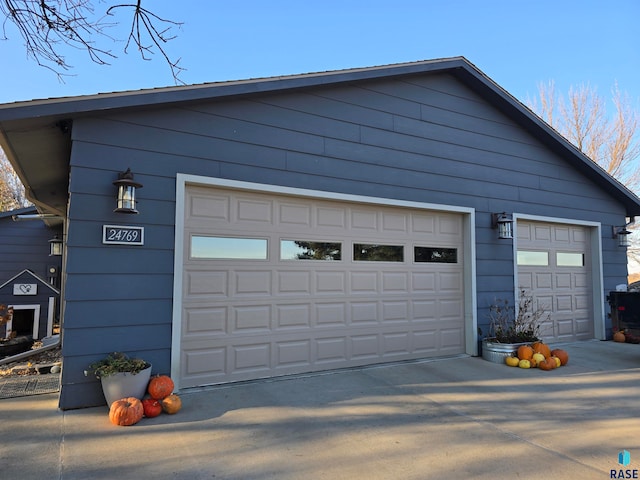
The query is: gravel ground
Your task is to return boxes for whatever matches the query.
[0,343,62,377]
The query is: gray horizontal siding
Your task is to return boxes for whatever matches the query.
[64,299,172,330]
[65,247,173,273]
[64,274,173,301]
[0,218,61,284]
[60,71,630,408]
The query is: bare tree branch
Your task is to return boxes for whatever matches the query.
[608,84,640,184]
[0,0,183,83]
[528,80,558,129]
[528,82,640,271]
[529,82,640,193]
[107,1,184,84]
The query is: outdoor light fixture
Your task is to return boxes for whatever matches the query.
[49,235,63,256]
[613,225,632,248]
[492,212,513,240]
[113,168,143,214]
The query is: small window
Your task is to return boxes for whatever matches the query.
[354,244,404,262]
[557,252,584,267]
[191,236,267,259]
[281,240,342,260]
[415,247,457,263]
[517,251,549,266]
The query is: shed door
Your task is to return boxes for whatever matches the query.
[179,185,466,388]
[517,220,593,342]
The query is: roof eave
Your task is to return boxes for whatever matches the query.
[0,57,470,122]
[1,56,639,217]
[450,63,640,217]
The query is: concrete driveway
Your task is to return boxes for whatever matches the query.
[2,340,640,479]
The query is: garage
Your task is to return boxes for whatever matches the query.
[177,183,467,388]
[516,220,594,342]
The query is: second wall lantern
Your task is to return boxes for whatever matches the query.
[492,212,514,240]
[113,168,143,214]
[613,225,632,248]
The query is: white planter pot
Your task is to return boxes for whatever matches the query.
[100,365,152,406]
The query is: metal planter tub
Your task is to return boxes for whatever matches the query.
[482,340,529,364]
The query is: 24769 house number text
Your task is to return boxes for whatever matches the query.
[102,225,144,245]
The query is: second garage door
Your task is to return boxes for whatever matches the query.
[179,185,466,388]
[517,220,593,342]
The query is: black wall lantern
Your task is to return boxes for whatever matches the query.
[49,235,63,256]
[613,225,632,247]
[113,168,143,214]
[492,212,514,240]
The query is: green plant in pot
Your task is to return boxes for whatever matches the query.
[481,289,548,363]
[85,352,152,407]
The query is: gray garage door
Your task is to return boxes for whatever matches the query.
[517,220,593,342]
[179,185,466,388]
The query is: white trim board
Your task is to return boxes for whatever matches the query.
[7,304,41,339]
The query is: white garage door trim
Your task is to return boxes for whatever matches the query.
[513,213,605,340]
[171,174,477,390]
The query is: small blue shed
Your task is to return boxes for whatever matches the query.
[0,207,62,340]
[0,269,60,340]
[1,57,639,409]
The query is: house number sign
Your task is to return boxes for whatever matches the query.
[102,225,144,245]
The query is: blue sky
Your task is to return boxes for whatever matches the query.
[1,0,639,109]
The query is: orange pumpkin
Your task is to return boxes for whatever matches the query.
[161,394,182,414]
[538,357,556,371]
[109,397,144,426]
[517,345,534,361]
[550,349,569,366]
[532,342,551,358]
[613,331,626,343]
[148,375,175,400]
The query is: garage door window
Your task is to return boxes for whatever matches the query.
[557,252,584,267]
[517,251,549,266]
[354,244,404,262]
[191,236,268,259]
[280,240,342,260]
[415,247,457,263]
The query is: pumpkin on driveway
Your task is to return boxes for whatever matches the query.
[162,394,182,414]
[551,349,569,366]
[109,397,144,426]
[518,359,531,369]
[142,398,163,418]
[517,345,533,360]
[613,331,626,342]
[538,358,557,371]
[505,356,520,367]
[148,375,175,400]
[532,342,551,358]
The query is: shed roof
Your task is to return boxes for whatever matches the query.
[1,56,639,216]
[0,269,60,295]
[0,206,37,220]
